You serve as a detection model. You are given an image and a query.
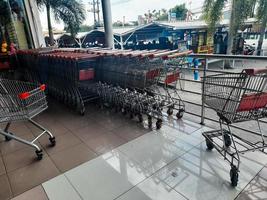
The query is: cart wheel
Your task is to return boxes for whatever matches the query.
[223,134,232,148]
[148,116,152,129]
[77,105,85,116]
[5,134,13,142]
[167,108,173,116]
[36,150,43,160]
[156,119,163,130]
[230,166,239,187]
[206,138,214,150]
[176,109,184,119]
[138,114,143,123]
[122,108,126,115]
[49,137,56,147]
[80,109,85,116]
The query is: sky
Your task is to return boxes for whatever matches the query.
[40,0,205,31]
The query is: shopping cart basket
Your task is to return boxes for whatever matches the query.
[0,79,56,160]
[202,68,267,186]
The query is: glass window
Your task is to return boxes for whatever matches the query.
[0,0,33,52]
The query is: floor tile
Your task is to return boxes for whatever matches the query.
[112,124,148,142]
[8,157,60,196]
[84,132,127,155]
[0,133,35,156]
[0,174,12,200]
[98,115,128,131]
[65,150,149,200]
[154,143,266,200]
[116,176,187,200]
[73,123,109,141]
[35,120,69,138]
[164,118,201,135]
[24,120,52,137]
[158,125,204,150]
[0,156,5,175]
[118,131,187,176]
[59,115,96,132]
[236,166,267,200]
[11,185,48,200]
[43,174,82,200]
[8,122,33,137]
[50,143,97,172]
[38,131,81,155]
[3,147,47,172]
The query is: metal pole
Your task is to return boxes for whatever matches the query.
[200,58,208,125]
[120,35,124,50]
[101,0,114,48]
[97,0,100,26]
[93,0,96,28]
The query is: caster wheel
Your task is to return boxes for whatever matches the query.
[36,150,43,160]
[80,110,85,116]
[122,108,127,115]
[176,109,184,119]
[138,114,143,123]
[156,119,163,129]
[167,108,173,116]
[148,116,152,129]
[5,135,12,141]
[206,138,214,150]
[49,137,56,147]
[77,105,85,116]
[230,166,239,187]
[223,134,232,148]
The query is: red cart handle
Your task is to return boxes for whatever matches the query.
[19,84,46,100]
[244,68,267,75]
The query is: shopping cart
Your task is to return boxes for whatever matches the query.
[202,68,267,186]
[0,79,56,160]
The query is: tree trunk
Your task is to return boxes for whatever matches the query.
[46,4,54,46]
[227,0,235,54]
[256,15,267,56]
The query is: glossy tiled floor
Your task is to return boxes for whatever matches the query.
[1,101,267,200]
[0,101,150,199]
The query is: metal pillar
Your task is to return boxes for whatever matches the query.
[200,58,208,125]
[93,0,96,27]
[101,0,114,48]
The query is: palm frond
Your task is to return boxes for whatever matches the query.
[257,0,267,21]
[202,0,226,32]
[49,0,85,36]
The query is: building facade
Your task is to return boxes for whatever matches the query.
[0,0,44,51]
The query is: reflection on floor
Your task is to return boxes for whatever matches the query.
[0,101,266,200]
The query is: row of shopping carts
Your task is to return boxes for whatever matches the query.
[17,49,101,114]
[90,49,191,128]
[17,48,191,117]
[95,82,164,128]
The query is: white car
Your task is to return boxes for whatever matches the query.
[245,38,267,56]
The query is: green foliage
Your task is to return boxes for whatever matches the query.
[203,0,227,32]
[144,5,187,22]
[37,0,85,37]
[77,25,93,32]
[257,0,267,21]
[203,0,255,34]
[170,4,188,20]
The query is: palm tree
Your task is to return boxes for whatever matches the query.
[37,0,85,45]
[256,0,267,55]
[203,0,254,54]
